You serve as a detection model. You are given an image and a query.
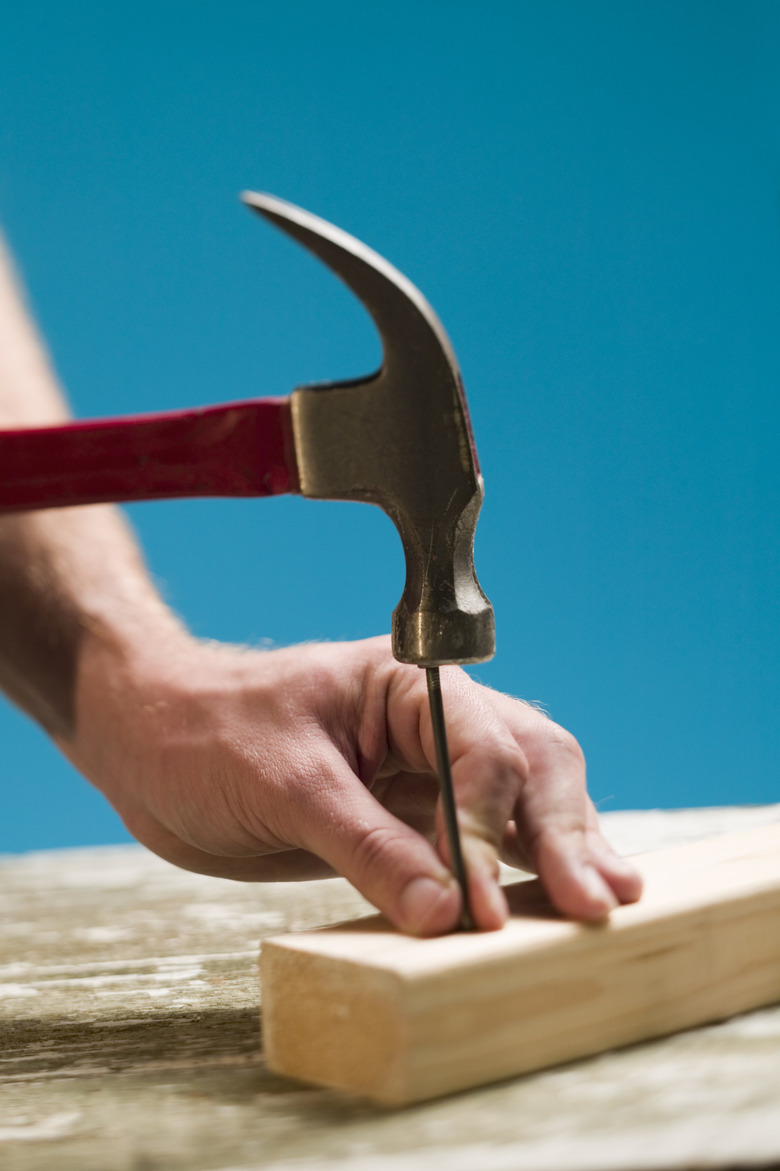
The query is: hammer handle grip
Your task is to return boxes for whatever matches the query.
[0,398,299,513]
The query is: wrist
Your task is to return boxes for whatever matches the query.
[58,597,192,805]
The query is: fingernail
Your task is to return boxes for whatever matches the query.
[483,880,509,928]
[400,876,458,935]
[581,866,618,916]
[609,854,639,876]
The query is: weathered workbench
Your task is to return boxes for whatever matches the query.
[2,806,780,1171]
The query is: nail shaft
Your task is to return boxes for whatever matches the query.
[425,666,474,931]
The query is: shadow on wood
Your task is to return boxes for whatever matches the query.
[0,1006,260,1080]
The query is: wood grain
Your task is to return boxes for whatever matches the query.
[261,822,780,1104]
[3,807,780,1170]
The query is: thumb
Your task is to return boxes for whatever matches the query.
[296,756,462,936]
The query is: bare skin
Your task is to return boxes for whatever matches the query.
[0,233,642,935]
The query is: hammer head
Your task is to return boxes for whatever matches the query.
[243,192,495,667]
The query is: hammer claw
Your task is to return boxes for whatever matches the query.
[244,192,495,668]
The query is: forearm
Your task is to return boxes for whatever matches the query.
[0,232,176,736]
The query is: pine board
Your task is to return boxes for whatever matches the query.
[261,822,780,1104]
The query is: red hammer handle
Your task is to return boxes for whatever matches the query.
[0,398,299,513]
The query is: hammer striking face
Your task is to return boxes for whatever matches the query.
[243,192,495,669]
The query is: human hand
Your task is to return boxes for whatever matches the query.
[61,628,642,936]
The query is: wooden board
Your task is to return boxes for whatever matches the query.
[260,822,780,1104]
[4,807,780,1170]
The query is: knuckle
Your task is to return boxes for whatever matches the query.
[544,724,586,768]
[351,825,385,873]
[350,822,408,877]
[562,729,586,767]
[458,737,529,820]
[491,739,530,784]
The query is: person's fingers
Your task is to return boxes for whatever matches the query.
[384,666,531,931]
[122,782,463,930]
[370,771,440,839]
[499,814,623,920]
[582,798,644,904]
[282,747,463,935]
[484,695,642,918]
[441,739,521,930]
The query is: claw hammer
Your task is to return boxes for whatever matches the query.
[0,194,495,928]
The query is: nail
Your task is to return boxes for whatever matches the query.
[608,853,639,876]
[581,866,619,917]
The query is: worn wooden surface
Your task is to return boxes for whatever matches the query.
[262,823,780,1103]
[2,806,780,1170]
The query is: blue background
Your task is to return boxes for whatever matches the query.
[1,1,778,852]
